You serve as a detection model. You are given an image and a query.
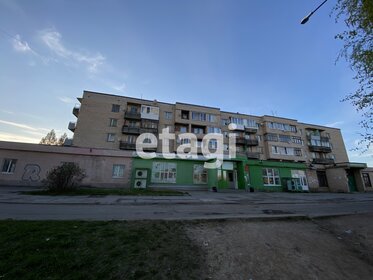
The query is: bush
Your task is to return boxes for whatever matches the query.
[43,163,85,192]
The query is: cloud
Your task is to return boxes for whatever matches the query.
[0,119,39,131]
[12,34,32,52]
[323,121,344,128]
[58,96,75,104]
[0,132,40,143]
[40,29,105,73]
[112,83,126,92]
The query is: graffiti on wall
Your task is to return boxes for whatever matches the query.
[22,164,41,182]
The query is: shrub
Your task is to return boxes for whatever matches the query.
[43,162,85,192]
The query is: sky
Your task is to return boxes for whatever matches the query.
[0,0,372,166]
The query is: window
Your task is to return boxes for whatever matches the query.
[292,136,303,145]
[230,117,244,125]
[181,110,189,120]
[151,162,177,183]
[291,170,308,188]
[279,134,291,143]
[206,114,216,122]
[362,173,371,187]
[193,164,207,184]
[262,168,281,186]
[221,119,228,126]
[107,133,116,142]
[179,138,191,144]
[207,127,221,133]
[192,127,204,134]
[267,122,296,132]
[112,164,125,178]
[246,119,257,128]
[2,159,17,173]
[272,146,299,156]
[265,133,278,142]
[294,148,303,157]
[191,112,206,121]
[164,111,173,120]
[112,104,120,112]
[125,135,137,144]
[128,105,139,113]
[109,118,118,127]
[208,139,217,149]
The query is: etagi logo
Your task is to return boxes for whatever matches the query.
[136,123,240,169]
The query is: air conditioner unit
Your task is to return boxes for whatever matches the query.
[134,179,147,189]
[135,169,148,179]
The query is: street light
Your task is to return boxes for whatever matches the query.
[300,0,329,24]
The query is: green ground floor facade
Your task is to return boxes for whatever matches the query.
[132,157,309,192]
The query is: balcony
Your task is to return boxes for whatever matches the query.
[72,105,80,117]
[308,145,332,153]
[119,141,136,150]
[122,126,140,134]
[124,111,141,119]
[236,137,246,145]
[246,152,260,159]
[245,139,259,146]
[68,122,76,132]
[244,126,258,134]
[140,127,158,134]
[312,158,335,165]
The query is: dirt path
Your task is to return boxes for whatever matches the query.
[186,215,373,280]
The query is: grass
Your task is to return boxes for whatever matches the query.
[0,220,204,279]
[23,188,186,196]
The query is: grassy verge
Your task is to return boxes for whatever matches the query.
[23,188,186,196]
[0,220,204,279]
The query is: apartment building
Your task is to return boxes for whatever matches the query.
[66,90,369,192]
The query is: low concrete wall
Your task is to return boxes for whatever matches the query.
[0,141,133,188]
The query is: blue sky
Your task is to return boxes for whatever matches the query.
[0,0,372,165]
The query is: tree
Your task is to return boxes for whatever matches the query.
[40,130,67,146]
[333,0,373,150]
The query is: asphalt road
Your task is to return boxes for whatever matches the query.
[1,187,373,220]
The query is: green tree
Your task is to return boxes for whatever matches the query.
[334,0,373,149]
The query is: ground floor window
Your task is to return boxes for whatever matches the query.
[262,168,280,186]
[2,159,17,174]
[291,170,308,188]
[193,164,207,184]
[112,164,125,178]
[362,173,372,187]
[151,162,177,183]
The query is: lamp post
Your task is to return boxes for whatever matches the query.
[300,0,329,24]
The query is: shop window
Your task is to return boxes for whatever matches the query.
[151,162,177,183]
[193,164,207,184]
[262,168,280,186]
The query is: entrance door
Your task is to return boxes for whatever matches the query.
[346,170,357,192]
[228,171,237,189]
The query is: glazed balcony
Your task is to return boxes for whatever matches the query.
[244,126,258,134]
[122,126,140,134]
[245,139,259,146]
[124,111,141,119]
[140,127,158,134]
[312,158,335,165]
[119,141,136,150]
[72,105,80,117]
[236,137,246,145]
[308,145,332,153]
[246,152,260,159]
[68,122,76,132]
